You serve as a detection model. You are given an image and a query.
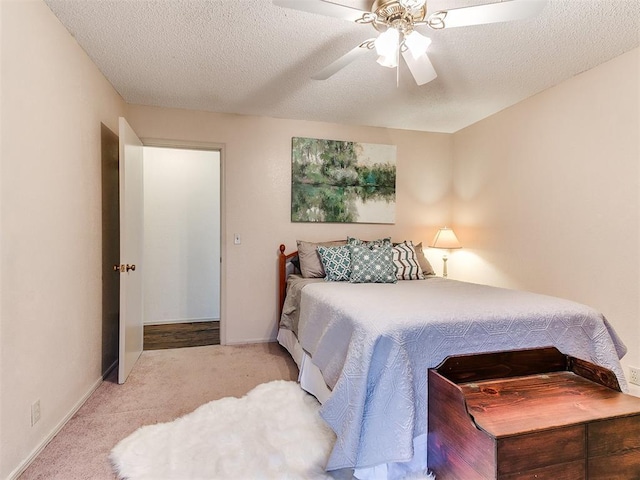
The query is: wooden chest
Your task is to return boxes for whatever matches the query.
[427,347,640,479]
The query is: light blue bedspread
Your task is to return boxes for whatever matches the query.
[297,278,627,472]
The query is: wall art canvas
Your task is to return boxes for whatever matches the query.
[291,137,396,224]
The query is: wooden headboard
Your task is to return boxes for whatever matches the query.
[278,244,299,318]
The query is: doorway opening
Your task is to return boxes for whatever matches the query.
[102,122,225,382]
[141,146,221,350]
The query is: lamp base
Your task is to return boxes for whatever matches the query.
[442,254,448,278]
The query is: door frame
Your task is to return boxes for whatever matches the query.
[141,137,227,345]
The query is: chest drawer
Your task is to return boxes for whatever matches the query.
[587,416,640,478]
[501,460,585,480]
[497,425,585,476]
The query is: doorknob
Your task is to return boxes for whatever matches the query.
[113,264,136,273]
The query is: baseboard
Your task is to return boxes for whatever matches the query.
[145,317,219,326]
[6,375,104,480]
[223,337,274,346]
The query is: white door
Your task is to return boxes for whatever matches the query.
[118,117,144,384]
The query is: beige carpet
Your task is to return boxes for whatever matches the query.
[19,343,299,480]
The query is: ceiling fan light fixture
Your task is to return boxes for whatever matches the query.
[404,30,431,59]
[374,27,400,58]
[376,53,398,68]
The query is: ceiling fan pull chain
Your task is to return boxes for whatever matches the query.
[396,43,400,88]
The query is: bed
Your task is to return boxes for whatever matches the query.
[276,241,628,480]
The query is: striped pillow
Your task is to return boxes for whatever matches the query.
[392,241,425,280]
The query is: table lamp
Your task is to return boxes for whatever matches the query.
[429,227,462,277]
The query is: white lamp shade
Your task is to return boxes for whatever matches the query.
[404,31,431,59]
[375,27,400,58]
[376,53,398,68]
[429,227,462,249]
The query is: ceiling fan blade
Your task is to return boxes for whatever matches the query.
[273,0,368,22]
[401,50,437,86]
[312,40,374,80]
[433,0,546,29]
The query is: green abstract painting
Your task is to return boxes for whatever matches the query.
[291,137,396,224]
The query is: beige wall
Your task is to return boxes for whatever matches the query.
[452,48,640,388]
[0,0,126,477]
[125,105,454,345]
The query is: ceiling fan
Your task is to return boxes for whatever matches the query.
[273,0,546,85]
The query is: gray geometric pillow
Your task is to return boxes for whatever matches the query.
[347,236,392,248]
[349,244,397,284]
[317,245,351,282]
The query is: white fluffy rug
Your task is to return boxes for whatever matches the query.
[111,380,337,479]
[110,380,435,480]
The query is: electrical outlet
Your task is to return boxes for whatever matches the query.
[630,367,640,386]
[31,400,41,426]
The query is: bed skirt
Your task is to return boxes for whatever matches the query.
[277,327,331,404]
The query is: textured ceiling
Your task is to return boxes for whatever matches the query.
[44,0,639,133]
